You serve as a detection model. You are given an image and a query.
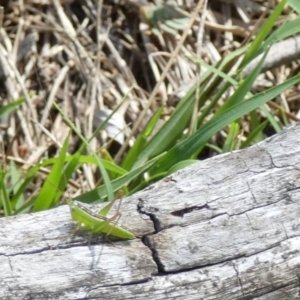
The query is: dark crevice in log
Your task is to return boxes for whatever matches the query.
[137,197,161,232]
[170,204,210,217]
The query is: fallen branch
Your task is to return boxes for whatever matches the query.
[2,122,300,299]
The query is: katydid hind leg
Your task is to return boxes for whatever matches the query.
[97,196,123,238]
[98,197,118,217]
[104,211,122,239]
[98,190,124,217]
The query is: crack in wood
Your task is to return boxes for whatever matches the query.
[170,204,210,217]
[137,198,161,232]
[142,235,165,274]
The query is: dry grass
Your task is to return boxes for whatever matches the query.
[0,0,299,198]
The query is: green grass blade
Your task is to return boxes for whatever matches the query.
[10,166,40,209]
[249,110,264,142]
[265,16,300,46]
[222,122,240,153]
[0,98,25,119]
[241,119,269,149]
[216,48,269,115]
[122,105,165,171]
[289,0,300,13]
[89,91,131,143]
[9,161,25,210]
[74,152,165,203]
[0,168,13,216]
[100,149,119,180]
[132,87,196,169]
[53,102,114,201]
[259,105,282,133]
[241,0,287,66]
[191,53,281,134]
[33,133,70,211]
[149,73,300,175]
[42,155,127,176]
[166,160,198,175]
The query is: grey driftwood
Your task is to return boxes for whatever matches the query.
[2,122,300,300]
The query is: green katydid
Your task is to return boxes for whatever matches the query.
[66,193,135,240]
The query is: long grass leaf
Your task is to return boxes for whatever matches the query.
[241,0,287,66]
[0,169,13,216]
[33,133,69,211]
[132,87,195,168]
[122,105,165,171]
[74,152,165,203]
[149,73,300,175]
[53,102,114,201]
[0,98,25,119]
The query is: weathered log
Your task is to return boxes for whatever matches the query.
[2,122,300,299]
